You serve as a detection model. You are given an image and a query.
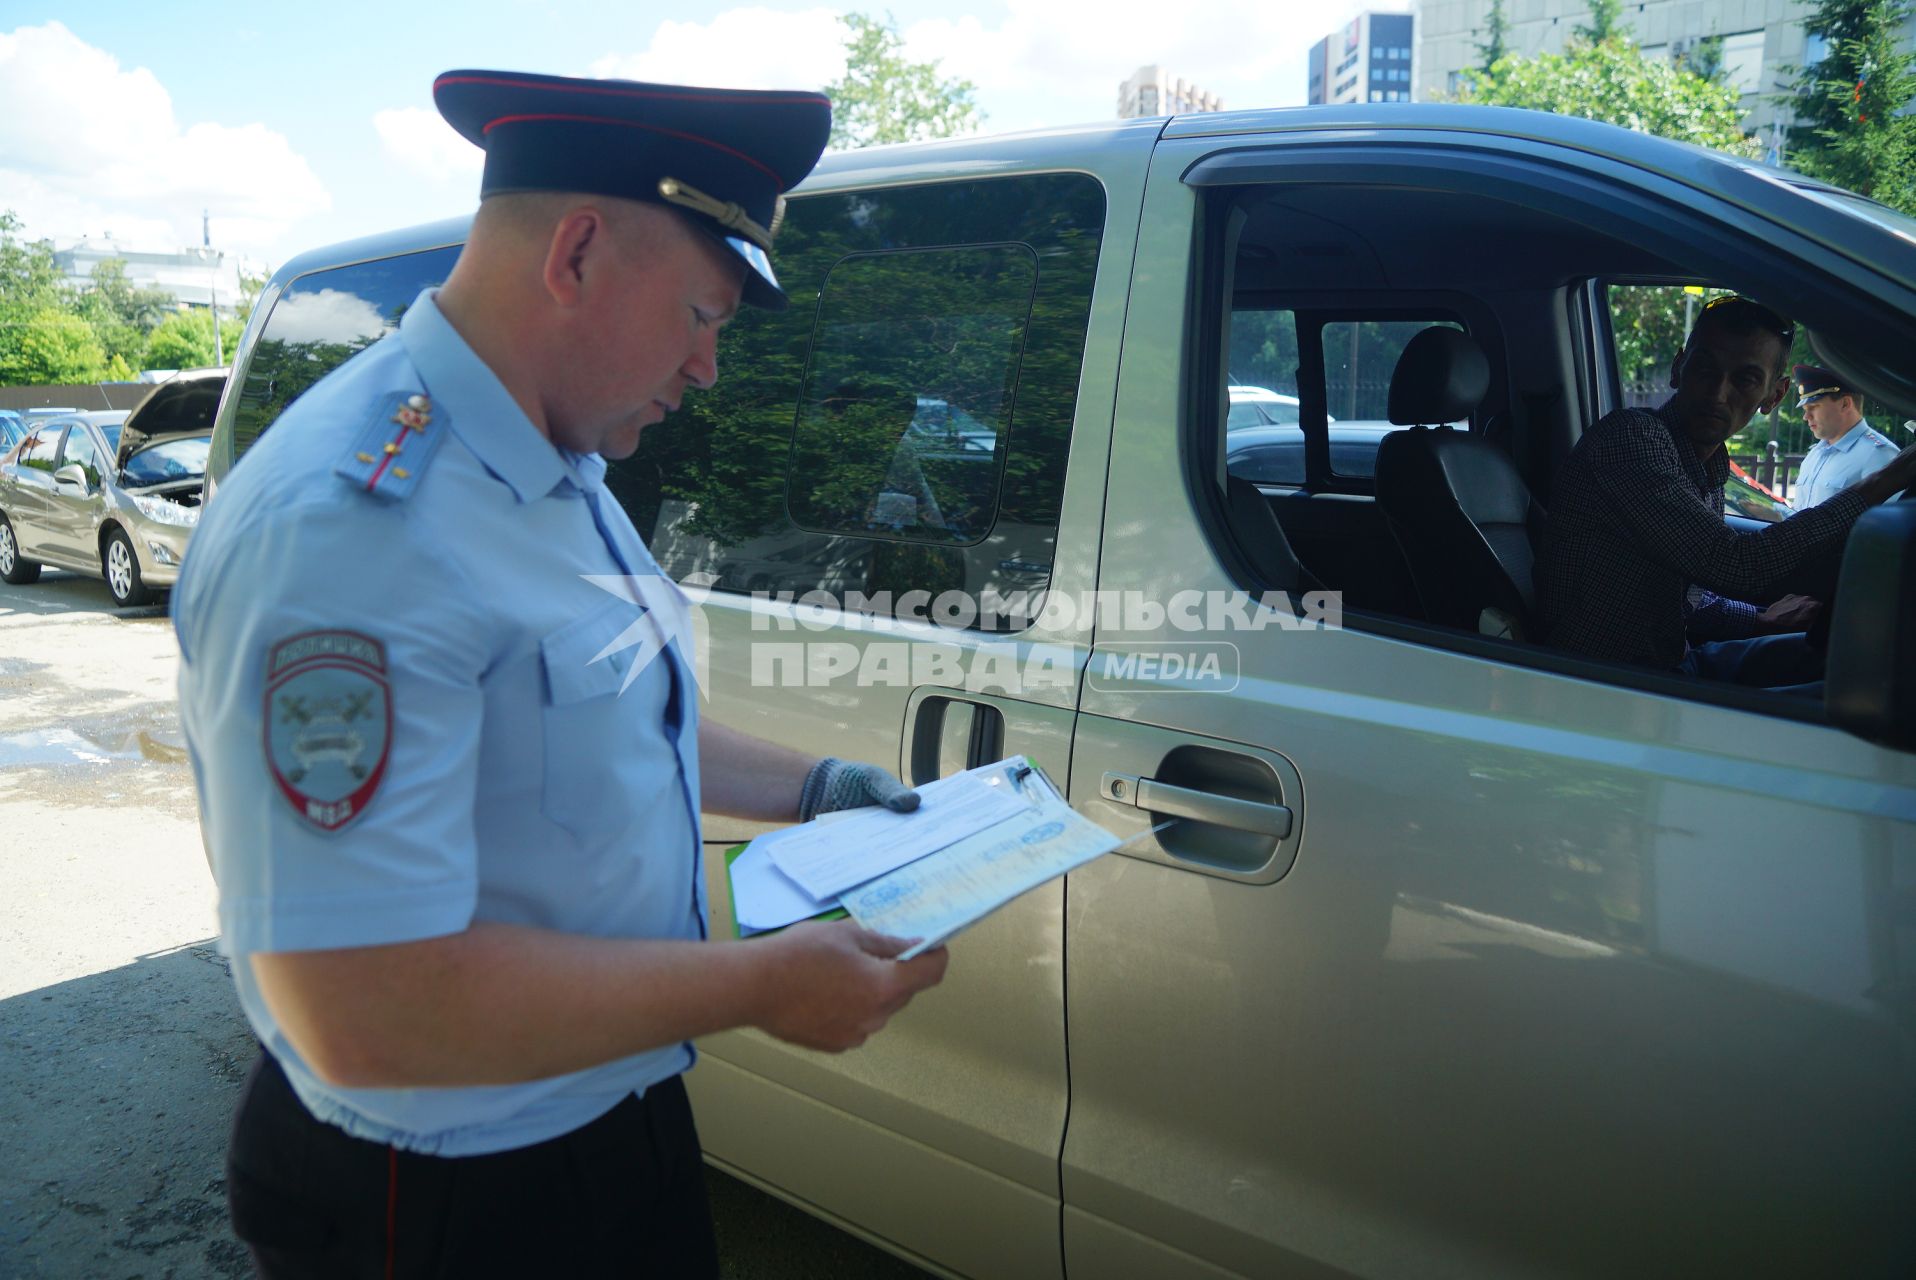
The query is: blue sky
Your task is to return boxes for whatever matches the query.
[3,1,1398,268]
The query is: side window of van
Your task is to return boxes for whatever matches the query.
[787,245,1034,545]
[1225,309,1463,489]
[231,247,458,459]
[612,172,1106,627]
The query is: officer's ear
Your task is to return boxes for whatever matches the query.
[1668,345,1687,390]
[541,207,606,309]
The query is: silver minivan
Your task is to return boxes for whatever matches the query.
[206,105,1916,1278]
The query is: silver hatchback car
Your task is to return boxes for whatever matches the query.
[1,371,220,607]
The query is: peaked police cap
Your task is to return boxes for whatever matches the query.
[433,69,832,309]
[1793,363,1852,409]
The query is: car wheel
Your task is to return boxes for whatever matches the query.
[0,514,41,585]
[102,527,155,608]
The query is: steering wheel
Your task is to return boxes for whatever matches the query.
[1803,482,1916,653]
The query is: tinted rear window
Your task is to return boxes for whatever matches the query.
[615,172,1106,627]
[232,247,458,458]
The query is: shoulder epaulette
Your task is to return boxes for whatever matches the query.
[333,391,450,501]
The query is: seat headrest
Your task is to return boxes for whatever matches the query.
[1388,327,1490,426]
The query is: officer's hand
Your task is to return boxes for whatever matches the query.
[753,920,949,1053]
[799,757,920,822]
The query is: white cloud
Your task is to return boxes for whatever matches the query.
[0,22,329,257]
[590,7,849,92]
[586,1,1404,143]
[259,287,386,345]
[373,107,484,183]
[897,0,1411,128]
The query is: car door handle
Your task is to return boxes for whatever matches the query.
[1101,772,1294,839]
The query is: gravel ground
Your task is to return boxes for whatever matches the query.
[0,571,927,1279]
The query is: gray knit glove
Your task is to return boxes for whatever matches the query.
[799,758,921,822]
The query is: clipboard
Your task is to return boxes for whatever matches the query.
[722,756,1142,955]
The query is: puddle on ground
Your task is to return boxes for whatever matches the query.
[0,724,189,768]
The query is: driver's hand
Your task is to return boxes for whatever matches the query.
[1759,593,1822,632]
[1857,444,1916,504]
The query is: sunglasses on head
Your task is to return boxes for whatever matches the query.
[1700,294,1797,348]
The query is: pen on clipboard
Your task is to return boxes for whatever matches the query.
[1010,762,1038,802]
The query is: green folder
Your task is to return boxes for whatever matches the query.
[721,840,847,939]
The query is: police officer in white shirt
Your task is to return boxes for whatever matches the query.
[1791,363,1901,508]
[174,68,947,1277]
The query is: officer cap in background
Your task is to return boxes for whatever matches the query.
[434,69,832,310]
[1794,364,1853,409]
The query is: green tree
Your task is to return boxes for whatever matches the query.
[0,307,108,384]
[0,210,62,312]
[1460,36,1758,156]
[230,266,271,334]
[824,13,983,150]
[1786,0,1916,212]
[72,258,174,371]
[143,308,223,370]
[1475,0,1512,73]
[1574,0,1628,43]
[1678,33,1727,84]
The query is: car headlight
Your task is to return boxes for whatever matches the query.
[132,494,199,527]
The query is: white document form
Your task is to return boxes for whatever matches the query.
[764,768,1030,900]
[840,781,1122,960]
[730,832,839,934]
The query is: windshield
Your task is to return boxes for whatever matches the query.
[102,425,122,449]
[122,435,210,486]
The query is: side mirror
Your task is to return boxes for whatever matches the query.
[54,463,90,494]
[1826,499,1916,751]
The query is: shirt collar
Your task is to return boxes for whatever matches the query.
[399,289,581,503]
[1822,419,1873,453]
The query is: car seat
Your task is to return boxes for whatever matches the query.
[1373,326,1543,639]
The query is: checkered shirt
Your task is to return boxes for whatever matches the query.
[1537,403,1869,668]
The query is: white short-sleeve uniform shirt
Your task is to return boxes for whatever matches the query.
[174,290,705,1155]
[1795,419,1900,508]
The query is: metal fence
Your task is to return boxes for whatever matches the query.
[1731,445,1807,501]
[0,383,155,414]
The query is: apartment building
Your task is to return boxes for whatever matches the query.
[1309,10,1418,104]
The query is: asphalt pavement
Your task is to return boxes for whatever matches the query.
[0,569,928,1279]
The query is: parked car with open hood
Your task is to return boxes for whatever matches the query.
[0,369,222,606]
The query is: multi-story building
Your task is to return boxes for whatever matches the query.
[52,238,244,312]
[1412,0,1916,143]
[1116,65,1224,119]
[1308,10,1418,105]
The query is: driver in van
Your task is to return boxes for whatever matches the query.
[1537,294,1916,688]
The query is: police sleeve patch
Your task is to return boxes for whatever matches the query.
[264,630,393,831]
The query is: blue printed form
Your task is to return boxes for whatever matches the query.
[841,778,1121,959]
[726,758,1129,955]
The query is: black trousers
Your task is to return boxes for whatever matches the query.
[227,1051,719,1278]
